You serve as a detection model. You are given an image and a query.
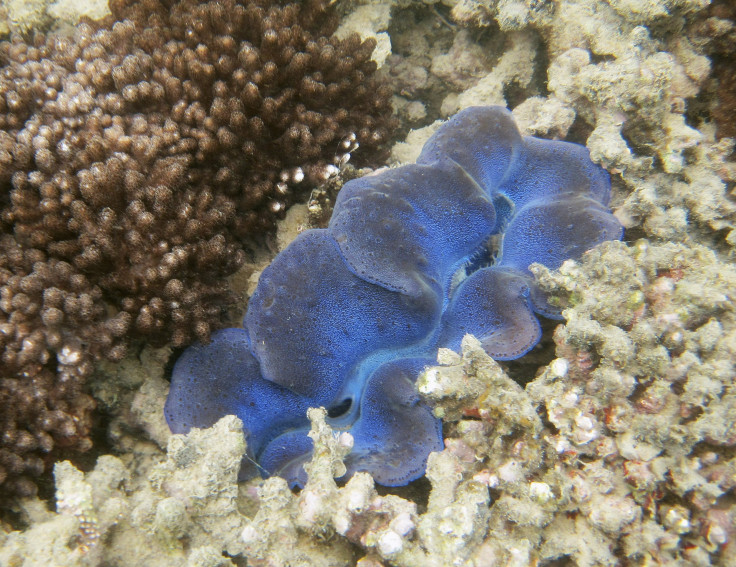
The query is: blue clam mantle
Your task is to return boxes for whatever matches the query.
[165,106,623,486]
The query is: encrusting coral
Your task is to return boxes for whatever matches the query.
[525,241,736,565]
[0,0,395,498]
[0,414,247,567]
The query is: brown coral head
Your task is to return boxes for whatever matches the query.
[0,0,396,500]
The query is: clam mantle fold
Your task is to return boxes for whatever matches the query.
[165,106,623,486]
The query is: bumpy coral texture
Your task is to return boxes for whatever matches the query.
[702,0,736,139]
[165,106,623,487]
[0,0,394,497]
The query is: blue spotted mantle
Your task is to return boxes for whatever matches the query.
[165,106,623,487]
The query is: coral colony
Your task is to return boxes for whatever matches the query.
[165,106,623,486]
[0,0,394,498]
[4,1,736,565]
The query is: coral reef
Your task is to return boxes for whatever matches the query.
[386,0,736,246]
[0,415,246,567]
[526,240,736,565]
[165,106,620,488]
[0,0,394,498]
[3,0,736,564]
[5,274,734,565]
[0,0,110,36]
[384,3,542,130]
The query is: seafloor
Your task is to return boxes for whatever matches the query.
[1,0,735,566]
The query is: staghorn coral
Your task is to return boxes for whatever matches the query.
[0,0,395,498]
[384,4,543,132]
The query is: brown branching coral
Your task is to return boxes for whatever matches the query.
[691,0,736,140]
[706,0,736,140]
[0,0,395,498]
